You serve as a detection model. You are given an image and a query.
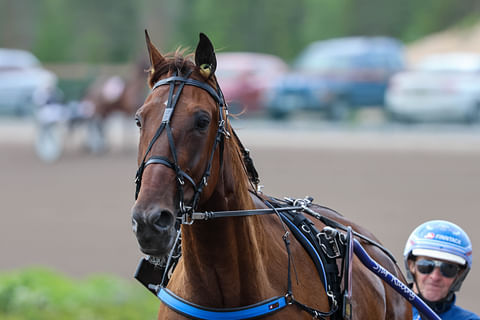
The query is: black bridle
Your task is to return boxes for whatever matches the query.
[134,70,229,222]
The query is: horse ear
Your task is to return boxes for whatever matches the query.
[144,30,165,76]
[195,33,217,80]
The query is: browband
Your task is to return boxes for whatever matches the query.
[152,76,224,106]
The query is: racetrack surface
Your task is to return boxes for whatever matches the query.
[1,118,479,314]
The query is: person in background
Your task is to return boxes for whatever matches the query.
[404,220,479,320]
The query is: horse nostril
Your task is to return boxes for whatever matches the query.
[149,209,174,230]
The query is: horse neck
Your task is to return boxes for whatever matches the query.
[179,135,272,303]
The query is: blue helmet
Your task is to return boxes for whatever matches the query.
[403,220,472,292]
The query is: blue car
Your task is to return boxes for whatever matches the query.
[266,37,405,120]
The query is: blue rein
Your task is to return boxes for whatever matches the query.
[353,240,441,320]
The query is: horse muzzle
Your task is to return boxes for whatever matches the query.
[131,205,177,257]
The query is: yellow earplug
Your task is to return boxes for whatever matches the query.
[199,64,211,79]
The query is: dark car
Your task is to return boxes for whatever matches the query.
[265,37,405,120]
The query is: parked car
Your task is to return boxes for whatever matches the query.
[0,48,57,116]
[265,37,405,120]
[385,52,480,123]
[215,52,288,115]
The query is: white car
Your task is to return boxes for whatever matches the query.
[0,48,57,116]
[386,52,480,123]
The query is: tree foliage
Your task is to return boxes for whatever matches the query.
[1,0,479,63]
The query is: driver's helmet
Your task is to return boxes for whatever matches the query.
[403,220,472,292]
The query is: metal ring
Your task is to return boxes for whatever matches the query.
[285,293,294,305]
[301,224,311,233]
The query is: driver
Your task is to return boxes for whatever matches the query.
[404,220,479,319]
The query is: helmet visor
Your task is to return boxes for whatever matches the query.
[412,248,466,265]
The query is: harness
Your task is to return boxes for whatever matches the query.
[135,195,354,320]
[133,70,441,320]
[136,195,442,320]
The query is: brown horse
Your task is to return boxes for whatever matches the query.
[131,31,412,320]
[83,58,148,119]
[81,58,148,152]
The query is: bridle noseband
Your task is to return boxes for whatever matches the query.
[134,70,229,222]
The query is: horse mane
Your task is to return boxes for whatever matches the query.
[148,48,196,87]
[229,129,260,190]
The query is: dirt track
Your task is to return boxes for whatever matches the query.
[1,119,479,313]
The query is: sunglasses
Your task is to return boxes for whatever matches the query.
[415,259,460,278]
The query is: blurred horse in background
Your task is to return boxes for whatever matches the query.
[82,58,148,152]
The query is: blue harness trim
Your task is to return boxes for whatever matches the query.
[157,287,288,320]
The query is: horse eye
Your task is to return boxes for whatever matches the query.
[135,116,142,128]
[195,113,210,131]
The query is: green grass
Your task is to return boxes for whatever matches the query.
[0,267,158,320]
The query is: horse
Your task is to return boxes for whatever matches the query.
[81,58,149,152]
[131,31,412,320]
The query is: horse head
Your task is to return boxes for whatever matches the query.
[131,31,228,258]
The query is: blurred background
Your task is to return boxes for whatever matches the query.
[1,0,480,318]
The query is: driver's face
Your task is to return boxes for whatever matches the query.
[408,256,458,302]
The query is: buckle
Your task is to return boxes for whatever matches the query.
[326,290,338,308]
[177,176,185,185]
[293,196,313,208]
[180,212,194,225]
[317,227,342,259]
[285,292,294,305]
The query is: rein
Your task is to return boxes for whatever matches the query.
[188,198,397,263]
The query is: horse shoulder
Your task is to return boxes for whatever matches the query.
[352,261,388,318]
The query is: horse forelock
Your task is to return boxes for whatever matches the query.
[148,48,196,87]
